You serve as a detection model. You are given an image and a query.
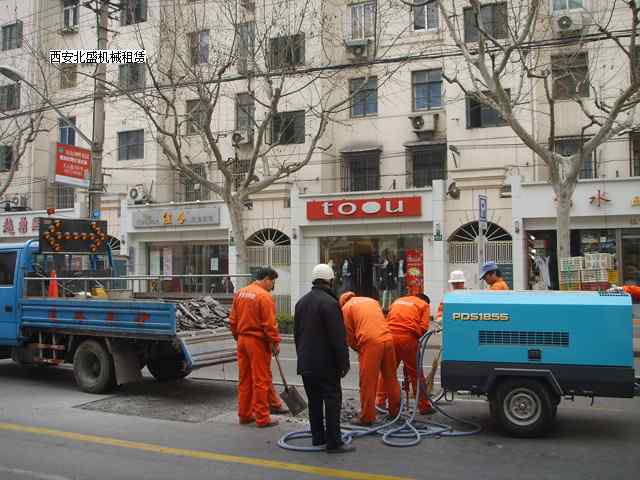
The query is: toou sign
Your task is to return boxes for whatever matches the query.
[307,197,422,220]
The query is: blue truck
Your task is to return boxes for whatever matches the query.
[441,290,639,437]
[0,240,236,393]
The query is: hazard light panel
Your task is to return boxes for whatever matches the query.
[38,218,108,254]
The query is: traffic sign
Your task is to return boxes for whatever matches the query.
[479,194,488,231]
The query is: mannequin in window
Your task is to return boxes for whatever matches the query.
[340,257,353,293]
[377,252,396,310]
[397,255,406,296]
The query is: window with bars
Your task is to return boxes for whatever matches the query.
[59,117,76,146]
[119,64,145,90]
[271,111,305,144]
[189,30,210,65]
[466,90,509,128]
[464,3,507,43]
[236,93,255,131]
[121,0,147,26]
[407,144,446,188]
[413,1,438,31]
[63,0,79,30]
[552,53,589,99]
[232,158,251,191]
[237,22,256,73]
[118,129,144,160]
[412,69,442,111]
[2,21,22,50]
[60,64,77,89]
[55,184,75,209]
[554,137,595,179]
[186,100,207,135]
[0,84,20,111]
[269,33,305,69]
[350,1,376,41]
[631,132,640,177]
[350,77,377,117]
[0,145,13,172]
[341,150,380,191]
[184,164,209,202]
[553,0,584,11]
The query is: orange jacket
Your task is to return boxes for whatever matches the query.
[229,282,280,345]
[490,279,509,291]
[387,296,430,338]
[436,302,443,322]
[341,297,392,351]
[623,285,640,302]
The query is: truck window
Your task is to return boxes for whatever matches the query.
[0,251,17,285]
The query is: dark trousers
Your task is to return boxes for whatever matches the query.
[301,374,342,449]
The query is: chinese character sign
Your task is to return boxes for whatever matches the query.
[55,143,91,188]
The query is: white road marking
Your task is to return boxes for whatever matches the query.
[0,465,74,480]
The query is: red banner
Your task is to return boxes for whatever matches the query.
[55,143,91,188]
[405,249,424,296]
[307,196,421,220]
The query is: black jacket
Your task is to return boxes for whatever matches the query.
[294,285,349,377]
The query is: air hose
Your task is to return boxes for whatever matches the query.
[277,330,482,451]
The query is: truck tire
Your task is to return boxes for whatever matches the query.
[73,340,116,394]
[147,356,189,381]
[492,378,555,438]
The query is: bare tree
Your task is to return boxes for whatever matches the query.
[429,0,640,267]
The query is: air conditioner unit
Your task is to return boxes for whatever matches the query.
[344,38,370,60]
[553,14,584,34]
[409,113,437,133]
[232,129,253,145]
[129,184,150,204]
[11,194,28,209]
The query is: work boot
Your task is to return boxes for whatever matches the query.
[326,443,356,454]
[419,406,436,415]
[256,419,280,428]
[239,417,255,425]
[270,405,290,415]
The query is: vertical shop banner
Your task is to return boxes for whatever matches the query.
[405,249,424,295]
[54,143,91,188]
[162,247,173,276]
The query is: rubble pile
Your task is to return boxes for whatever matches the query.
[176,296,231,331]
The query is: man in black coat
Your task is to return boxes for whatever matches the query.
[294,263,354,454]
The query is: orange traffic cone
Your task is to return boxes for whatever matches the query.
[48,270,59,298]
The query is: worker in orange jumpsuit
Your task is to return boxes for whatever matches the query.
[436,270,467,322]
[340,292,401,426]
[623,285,640,301]
[229,267,281,428]
[480,261,510,290]
[375,293,433,414]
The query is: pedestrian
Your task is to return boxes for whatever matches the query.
[229,267,280,428]
[376,293,433,415]
[340,292,401,426]
[294,264,354,454]
[480,261,509,290]
[436,270,467,322]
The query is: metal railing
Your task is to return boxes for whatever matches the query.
[247,246,291,267]
[274,294,291,316]
[449,241,513,264]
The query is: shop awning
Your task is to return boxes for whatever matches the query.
[339,144,383,154]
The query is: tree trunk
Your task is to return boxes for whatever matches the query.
[228,198,250,287]
[554,182,575,280]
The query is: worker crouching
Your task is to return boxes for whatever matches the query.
[229,267,281,428]
[340,292,401,426]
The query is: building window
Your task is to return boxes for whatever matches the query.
[189,30,210,65]
[237,22,256,73]
[341,150,380,191]
[232,158,251,191]
[412,69,442,111]
[60,64,77,89]
[269,34,305,69]
[271,110,305,144]
[552,53,589,99]
[119,64,145,90]
[186,100,207,135]
[464,3,507,43]
[236,93,255,131]
[552,0,584,11]
[118,129,144,160]
[0,84,20,111]
[349,1,376,41]
[121,0,147,26]
[466,91,509,128]
[631,132,640,177]
[407,144,446,188]
[350,77,378,117]
[63,0,79,30]
[55,184,75,209]
[2,21,22,50]
[59,117,76,146]
[413,1,438,31]
[0,145,13,172]
[184,164,208,202]
[554,137,595,180]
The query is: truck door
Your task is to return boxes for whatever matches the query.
[0,250,19,344]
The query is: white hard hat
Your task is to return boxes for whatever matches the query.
[312,263,335,282]
[448,270,466,283]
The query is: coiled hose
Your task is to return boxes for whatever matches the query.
[278,330,482,451]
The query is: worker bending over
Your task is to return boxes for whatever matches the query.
[229,267,281,428]
[376,293,433,415]
[436,270,466,322]
[480,261,509,290]
[340,292,401,426]
[609,284,640,302]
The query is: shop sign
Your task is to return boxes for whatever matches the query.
[55,143,91,188]
[632,196,640,207]
[306,197,421,221]
[0,214,42,237]
[589,190,610,207]
[132,205,220,228]
[405,249,424,296]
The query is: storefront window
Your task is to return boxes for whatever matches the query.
[147,242,229,294]
[622,229,640,285]
[320,235,424,310]
[571,229,617,256]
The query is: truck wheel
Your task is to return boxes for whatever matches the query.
[147,356,189,381]
[73,340,116,394]
[494,378,555,438]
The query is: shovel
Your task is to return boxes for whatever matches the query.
[274,353,307,416]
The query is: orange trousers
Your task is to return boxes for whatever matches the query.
[359,339,400,424]
[237,335,273,426]
[376,333,431,413]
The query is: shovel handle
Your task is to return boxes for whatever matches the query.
[274,353,289,390]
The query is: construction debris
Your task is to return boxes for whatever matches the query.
[176,296,231,331]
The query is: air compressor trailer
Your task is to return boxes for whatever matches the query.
[440,290,638,437]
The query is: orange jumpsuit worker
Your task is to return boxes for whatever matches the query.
[623,285,640,302]
[480,261,510,290]
[436,270,467,322]
[376,293,433,414]
[340,292,401,426]
[229,267,281,428]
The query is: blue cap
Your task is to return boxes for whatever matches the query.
[480,261,498,279]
